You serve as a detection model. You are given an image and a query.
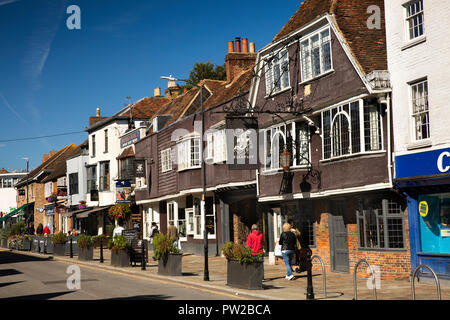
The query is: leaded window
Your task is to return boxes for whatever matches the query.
[300,28,332,81]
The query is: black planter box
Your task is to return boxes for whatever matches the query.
[158,253,182,276]
[0,239,7,248]
[22,239,32,251]
[39,239,46,253]
[65,237,79,255]
[53,243,66,256]
[33,237,40,252]
[226,259,263,290]
[78,247,94,261]
[111,249,130,267]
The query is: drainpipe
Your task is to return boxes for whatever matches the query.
[386,93,393,187]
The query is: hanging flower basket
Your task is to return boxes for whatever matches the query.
[108,203,132,221]
[78,201,87,209]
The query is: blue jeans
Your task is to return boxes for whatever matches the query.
[282,250,294,277]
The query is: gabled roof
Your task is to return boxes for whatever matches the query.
[117,146,135,160]
[40,145,80,183]
[15,144,78,187]
[272,0,387,74]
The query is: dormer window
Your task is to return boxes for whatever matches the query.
[300,27,332,82]
[265,49,290,96]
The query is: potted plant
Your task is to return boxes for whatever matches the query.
[51,233,68,256]
[78,200,87,209]
[20,234,32,251]
[222,241,264,290]
[93,234,110,248]
[77,234,94,261]
[7,235,17,250]
[47,193,58,203]
[153,233,182,276]
[108,235,131,267]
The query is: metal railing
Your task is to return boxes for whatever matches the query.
[311,255,327,298]
[353,259,377,300]
[411,264,441,300]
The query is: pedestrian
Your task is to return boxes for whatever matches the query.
[149,222,159,243]
[113,220,125,238]
[167,221,178,248]
[36,223,43,235]
[43,224,51,236]
[246,224,264,281]
[279,222,297,280]
[288,219,311,273]
[288,219,301,270]
[26,222,34,235]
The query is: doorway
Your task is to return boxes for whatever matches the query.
[329,200,349,272]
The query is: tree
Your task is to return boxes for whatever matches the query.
[183,60,226,90]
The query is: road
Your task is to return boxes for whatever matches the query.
[0,251,239,300]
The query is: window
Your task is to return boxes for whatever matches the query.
[264,121,309,170]
[265,49,290,95]
[119,157,135,180]
[205,197,215,237]
[69,173,79,195]
[91,135,96,157]
[410,79,429,141]
[322,98,382,160]
[44,182,52,198]
[87,165,97,192]
[405,0,424,41]
[186,208,194,235]
[177,137,201,171]
[300,28,332,81]
[178,208,186,239]
[206,129,227,163]
[357,198,405,250]
[104,129,108,153]
[168,202,175,227]
[300,219,315,248]
[161,148,172,173]
[99,161,110,191]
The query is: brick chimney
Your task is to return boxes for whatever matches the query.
[89,107,107,127]
[225,37,257,83]
[42,151,56,163]
[164,78,182,100]
[154,87,162,97]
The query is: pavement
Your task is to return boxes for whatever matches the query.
[1,247,449,300]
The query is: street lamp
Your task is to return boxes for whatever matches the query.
[22,157,29,224]
[161,76,209,281]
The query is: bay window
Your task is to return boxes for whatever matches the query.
[322,98,382,160]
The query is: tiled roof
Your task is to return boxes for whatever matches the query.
[40,144,79,183]
[0,168,8,174]
[115,96,170,119]
[16,144,77,187]
[272,0,387,74]
[117,146,135,159]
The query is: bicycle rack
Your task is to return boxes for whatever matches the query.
[411,264,441,300]
[311,255,327,298]
[353,259,377,300]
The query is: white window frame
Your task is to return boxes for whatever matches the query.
[186,208,195,235]
[167,201,187,242]
[321,98,384,161]
[264,48,290,97]
[264,121,310,172]
[409,78,430,142]
[403,0,424,42]
[177,136,201,171]
[44,182,52,198]
[193,196,216,240]
[161,148,172,173]
[206,129,227,164]
[300,26,333,83]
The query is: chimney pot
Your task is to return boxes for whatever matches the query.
[249,42,256,53]
[96,107,100,117]
[228,41,235,53]
[235,37,241,53]
[154,87,162,97]
[242,38,249,53]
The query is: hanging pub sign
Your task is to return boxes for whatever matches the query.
[135,159,146,177]
[225,116,259,170]
[120,130,141,149]
[45,204,55,216]
[116,181,132,203]
[90,189,99,202]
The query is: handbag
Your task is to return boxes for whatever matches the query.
[274,243,282,257]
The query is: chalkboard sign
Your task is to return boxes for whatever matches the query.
[122,229,138,243]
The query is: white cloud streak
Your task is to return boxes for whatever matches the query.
[0,92,28,124]
[0,0,19,6]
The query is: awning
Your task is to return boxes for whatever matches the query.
[76,206,110,219]
[67,208,90,217]
[0,202,34,222]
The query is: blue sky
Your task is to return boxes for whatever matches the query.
[0,0,300,172]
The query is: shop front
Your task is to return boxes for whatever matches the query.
[395,147,450,279]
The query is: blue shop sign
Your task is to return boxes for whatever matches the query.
[45,204,55,216]
[395,148,450,179]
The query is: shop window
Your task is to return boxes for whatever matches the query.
[357,198,405,250]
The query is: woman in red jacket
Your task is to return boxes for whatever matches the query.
[246,224,264,281]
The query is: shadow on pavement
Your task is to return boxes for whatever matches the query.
[0,251,51,265]
[0,269,23,277]
[181,272,198,276]
[0,291,74,300]
[104,294,173,300]
[0,281,24,288]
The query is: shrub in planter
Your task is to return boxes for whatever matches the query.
[0,227,11,248]
[77,234,94,261]
[153,233,182,276]
[7,235,18,250]
[222,241,263,290]
[52,233,68,256]
[19,235,32,251]
[109,235,131,267]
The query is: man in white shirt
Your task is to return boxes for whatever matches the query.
[112,220,125,238]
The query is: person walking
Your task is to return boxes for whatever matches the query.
[246,224,264,281]
[149,222,159,243]
[43,224,51,236]
[26,222,35,235]
[167,221,179,249]
[279,222,297,280]
[36,223,44,236]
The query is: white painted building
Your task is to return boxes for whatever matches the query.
[0,171,27,215]
[385,0,450,277]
